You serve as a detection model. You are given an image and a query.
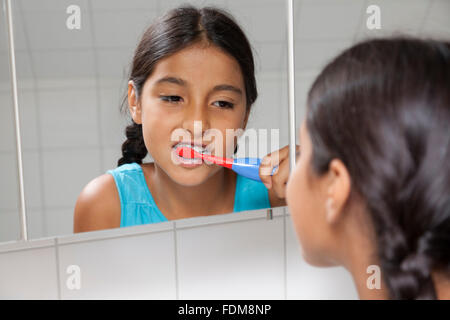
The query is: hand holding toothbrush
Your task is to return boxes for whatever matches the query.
[259,145,301,204]
[175,144,300,205]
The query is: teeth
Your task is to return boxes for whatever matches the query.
[173,143,211,156]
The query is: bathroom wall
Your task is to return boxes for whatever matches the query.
[2,0,449,243]
[0,206,358,299]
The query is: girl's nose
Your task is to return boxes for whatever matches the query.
[181,102,210,135]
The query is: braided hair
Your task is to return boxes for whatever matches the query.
[117,6,257,167]
[306,37,450,299]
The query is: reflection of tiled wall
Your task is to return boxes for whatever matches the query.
[0,207,358,299]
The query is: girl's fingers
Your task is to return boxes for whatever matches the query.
[259,145,297,189]
[271,156,290,199]
[259,156,273,189]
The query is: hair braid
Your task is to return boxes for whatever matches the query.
[117,121,148,166]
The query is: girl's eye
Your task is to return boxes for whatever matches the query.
[160,95,183,103]
[213,100,234,109]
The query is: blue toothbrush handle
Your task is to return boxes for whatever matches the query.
[231,158,278,182]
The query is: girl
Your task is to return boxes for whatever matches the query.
[286,37,450,299]
[74,6,290,232]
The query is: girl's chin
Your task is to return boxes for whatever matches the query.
[170,163,217,186]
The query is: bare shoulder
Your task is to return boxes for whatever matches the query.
[73,173,121,233]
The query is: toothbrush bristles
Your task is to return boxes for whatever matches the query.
[176,146,201,159]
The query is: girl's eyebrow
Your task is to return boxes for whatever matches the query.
[212,84,242,96]
[155,76,186,86]
[155,76,242,96]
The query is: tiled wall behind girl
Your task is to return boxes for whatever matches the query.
[0,206,358,299]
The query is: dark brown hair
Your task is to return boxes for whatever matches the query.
[307,37,450,299]
[118,6,257,166]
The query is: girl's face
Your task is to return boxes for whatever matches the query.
[130,43,248,186]
[286,120,337,266]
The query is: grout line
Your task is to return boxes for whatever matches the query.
[54,237,62,300]
[57,226,173,247]
[174,213,283,231]
[0,242,55,255]
[173,222,180,300]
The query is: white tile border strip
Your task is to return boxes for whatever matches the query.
[0,207,288,251]
[0,237,55,254]
[57,220,175,245]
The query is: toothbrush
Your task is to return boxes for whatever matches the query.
[176,146,278,183]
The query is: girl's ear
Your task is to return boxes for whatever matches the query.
[324,159,351,225]
[128,80,142,124]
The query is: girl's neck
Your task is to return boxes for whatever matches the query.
[143,163,236,220]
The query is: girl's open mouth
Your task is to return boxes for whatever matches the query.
[171,142,212,168]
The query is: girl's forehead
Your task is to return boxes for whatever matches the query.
[149,44,244,85]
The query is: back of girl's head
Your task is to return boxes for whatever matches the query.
[306,37,450,299]
[118,6,257,166]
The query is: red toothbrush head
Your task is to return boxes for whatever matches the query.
[176,146,203,159]
[175,145,234,168]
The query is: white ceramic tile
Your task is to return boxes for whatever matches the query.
[174,207,277,230]
[17,90,40,150]
[21,10,94,51]
[102,145,123,173]
[38,87,99,149]
[227,2,286,43]
[159,0,228,15]
[22,150,43,209]
[58,220,174,245]
[31,49,96,79]
[57,230,176,299]
[18,0,89,12]
[285,217,358,299]
[0,3,28,52]
[0,243,58,299]
[0,91,15,152]
[91,0,157,11]
[295,1,364,40]
[14,51,35,81]
[92,10,158,49]
[177,216,284,299]
[0,153,19,211]
[45,208,74,237]
[26,209,46,240]
[0,53,11,83]
[421,0,450,38]
[243,77,289,153]
[0,211,20,243]
[356,0,431,41]
[42,148,102,208]
[250,78,283,128]
[294,39,353,71]
[99,87,130,147]
[253,41,285,73]
[96,48,134,77]
[0,12,9,54]
[294,69,321,124]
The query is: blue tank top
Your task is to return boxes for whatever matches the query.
[106,162,271,227]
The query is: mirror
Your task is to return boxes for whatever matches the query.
[292,0,450,133]
[3,0,449,241]
[7,0,289,239]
